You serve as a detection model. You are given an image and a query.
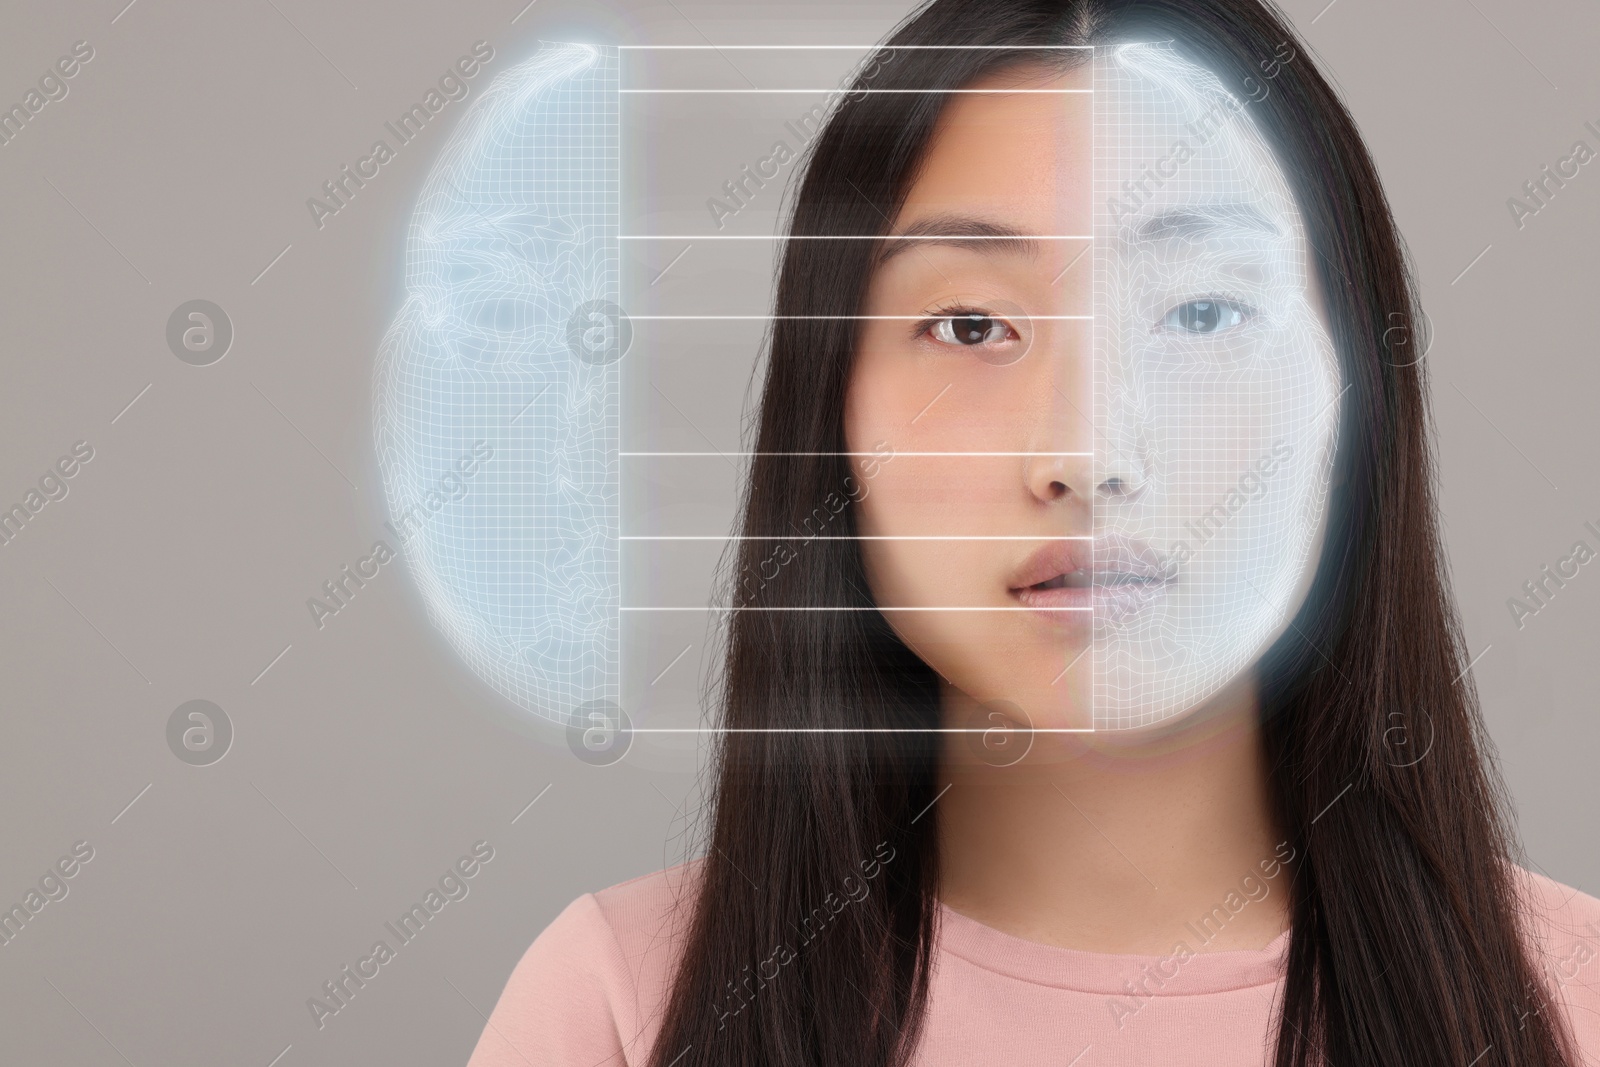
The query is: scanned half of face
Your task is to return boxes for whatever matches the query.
[1091,43,1340,729]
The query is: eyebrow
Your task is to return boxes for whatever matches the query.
[876,213,1040,264]
[1128,203,1282,243]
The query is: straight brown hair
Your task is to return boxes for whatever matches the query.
[646,2,1576,1064]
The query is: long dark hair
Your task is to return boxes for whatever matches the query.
[647,2,1575,1065]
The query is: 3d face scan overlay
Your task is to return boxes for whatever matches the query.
[1090,43,1339,728]
[372,41,1339,735]
[373,43,620,730]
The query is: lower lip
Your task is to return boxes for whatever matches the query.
[1011,578,1172,623]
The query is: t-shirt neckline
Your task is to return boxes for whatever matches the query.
[934,901,1291,996]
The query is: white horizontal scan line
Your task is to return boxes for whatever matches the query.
[619,88,1092,94]
[620,535,1092,540]
[618,45,1095,50]
[626,314,1093,320]
[622,606,1092,612]
[627,727,1096,733]
[620,234,1093,239]
[619,451,1093,457]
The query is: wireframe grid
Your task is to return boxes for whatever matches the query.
[1091,43,1340,729]
[374,43,620,728]
[371,41,1339,735]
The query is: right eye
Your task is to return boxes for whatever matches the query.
[1158,299,1254,335]
[929,313,1017,347]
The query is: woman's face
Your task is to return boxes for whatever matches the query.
[844,48,1340,732]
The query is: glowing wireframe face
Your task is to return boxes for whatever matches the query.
[375,44,620,727]
[847,46,1339,732]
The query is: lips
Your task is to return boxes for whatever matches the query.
[1008,535,1174,621]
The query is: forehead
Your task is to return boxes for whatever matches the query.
[1098,45,1299,236]
[895,50,1299,243]
[896,62,1092,236]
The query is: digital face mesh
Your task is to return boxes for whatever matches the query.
[374,44,620,728]
[373,41,1339,737]
[1090,42,1340,729]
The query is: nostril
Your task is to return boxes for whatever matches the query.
[1099,475,1148,501]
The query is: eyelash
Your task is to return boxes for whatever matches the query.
[913,304,1020,346]
[907,295,1260,345]
[1154,293,1261,334]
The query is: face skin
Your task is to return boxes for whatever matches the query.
[846,60,1099,734]
[845,51,1338,738]
[843,56,1337,952]
[1092,43,1340,728]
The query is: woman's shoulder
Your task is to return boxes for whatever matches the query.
[1515,865,1600,953]
[590,859,705,953]
[1511,866,1600,1045]
[465,863,701,1067]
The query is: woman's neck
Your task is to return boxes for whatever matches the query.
[934,677,1292,955]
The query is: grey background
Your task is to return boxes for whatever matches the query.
[0,0,1595,1064]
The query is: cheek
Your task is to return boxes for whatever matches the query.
[844,336,920,444]
[851,455,1025,698]
[1146,349,1319,512]
[844,341,1086,724]
[855,465,988,602]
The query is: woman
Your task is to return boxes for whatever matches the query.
[468,1,1600,1064]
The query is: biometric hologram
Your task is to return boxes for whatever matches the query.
[371,40,1339,735]
[1089,42,1340,729]
[373,43,620,728]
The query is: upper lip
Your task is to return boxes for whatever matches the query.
[1007,535,1174,591]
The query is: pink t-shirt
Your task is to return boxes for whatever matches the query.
[466,864,1600,1066]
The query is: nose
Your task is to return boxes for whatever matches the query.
[1022,314,1148,506]
[1025,447,1089,504]
[1097,382,1148,503]
[1097,428,1147,503]
[1024,395,1147,506]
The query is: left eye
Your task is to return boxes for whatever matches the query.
[930,314,1015,346]
[1160,299,1252,334]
